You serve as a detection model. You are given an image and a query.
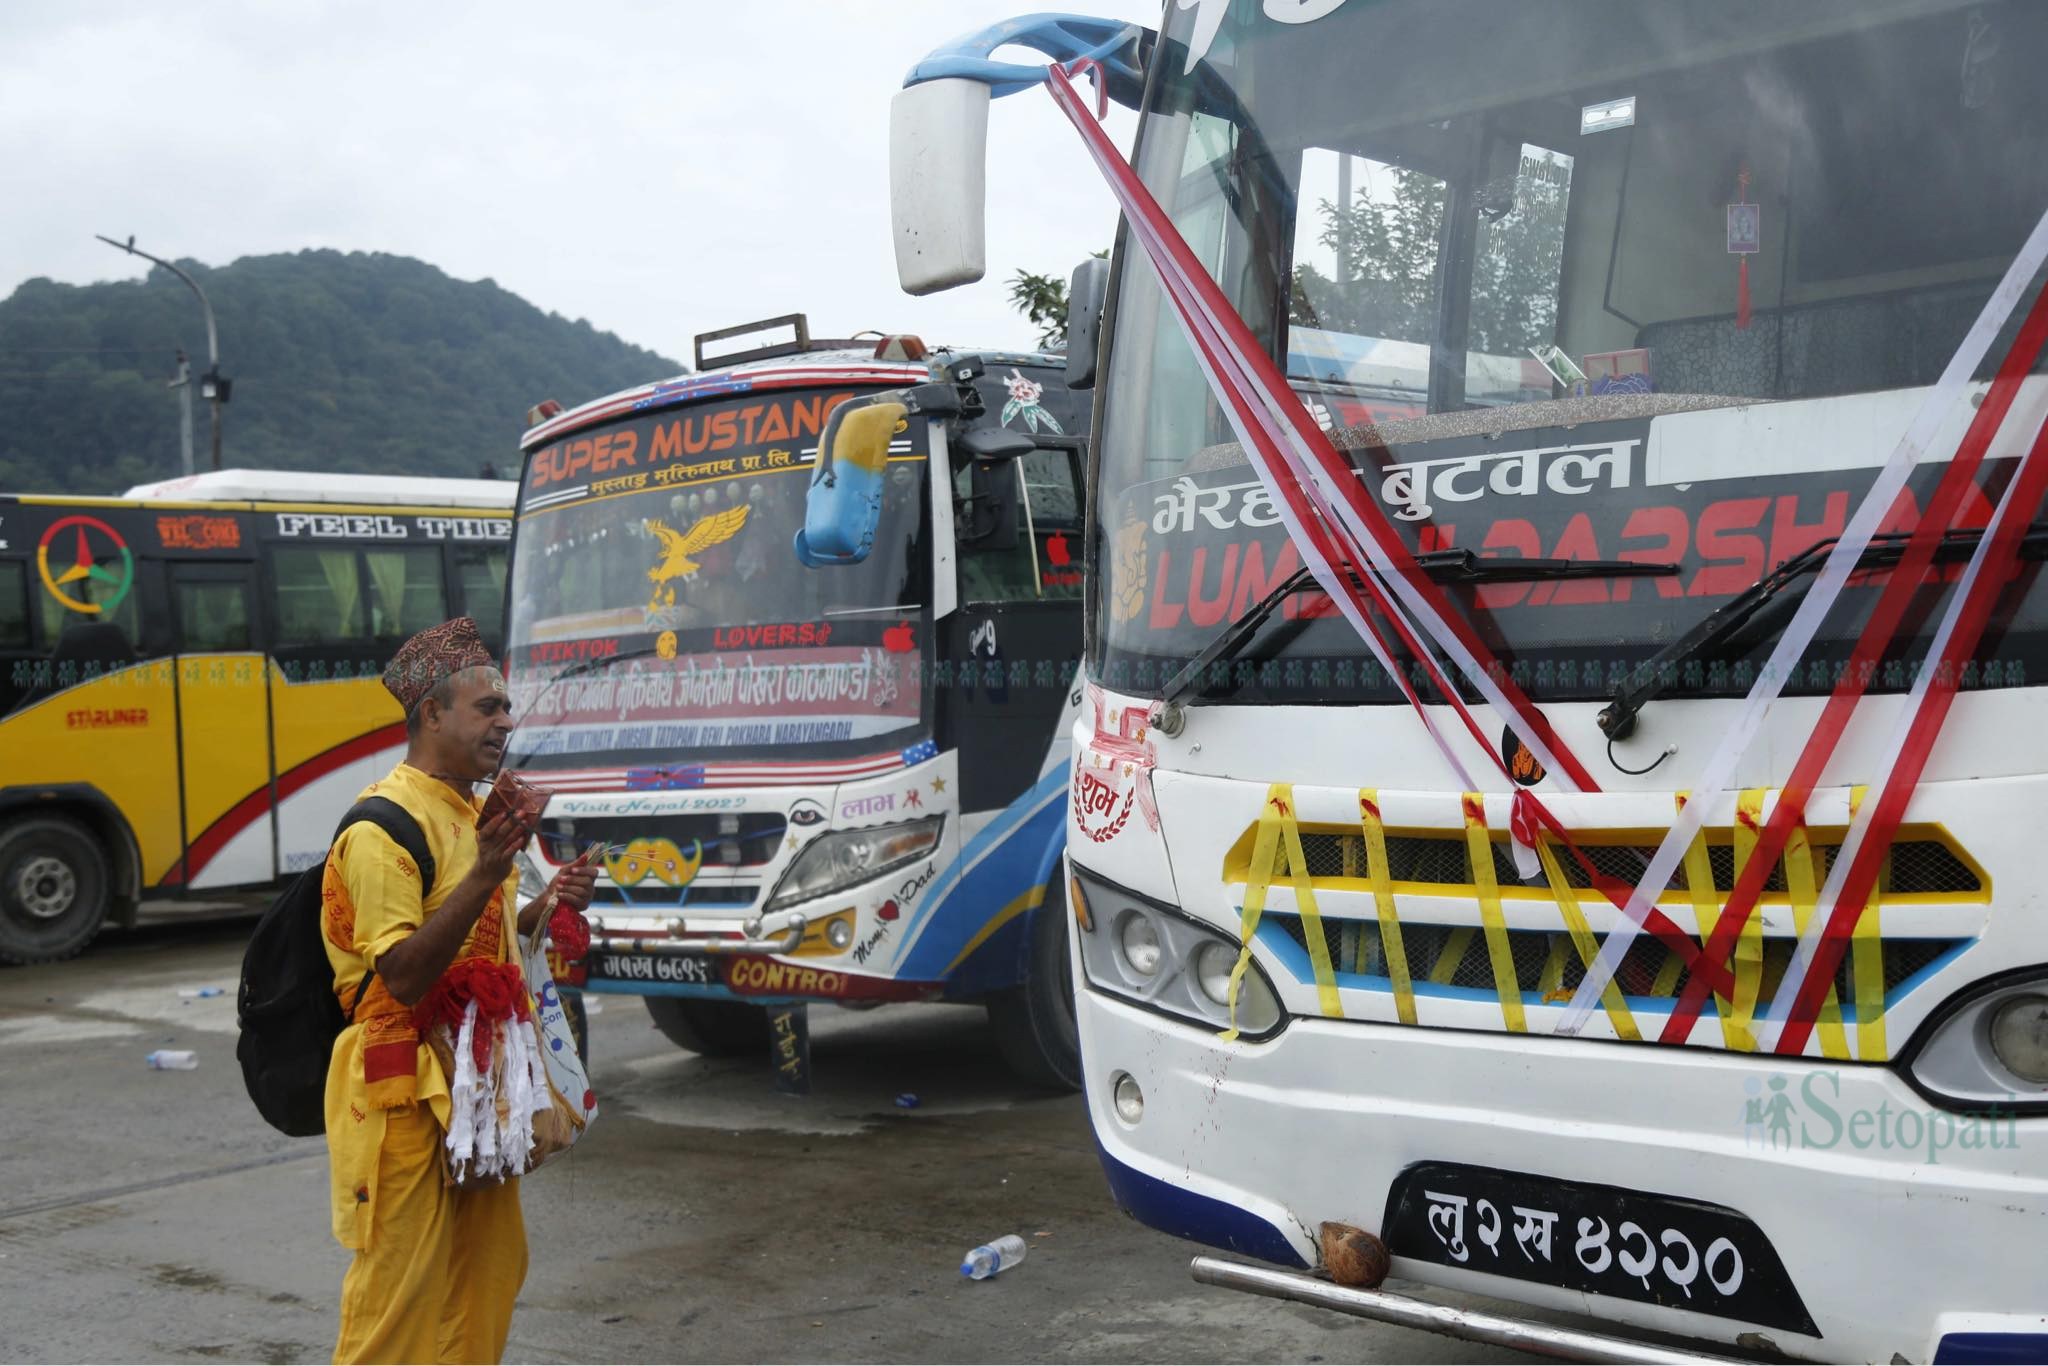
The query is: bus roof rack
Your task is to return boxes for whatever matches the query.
[693,313,863,371]
[121,468,516,509]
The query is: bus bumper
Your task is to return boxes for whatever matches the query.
[1077,986,2048,1364]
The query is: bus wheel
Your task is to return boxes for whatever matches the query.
[644,996,771,1057]
[0,816,113,965]
[987,881,1081,1091]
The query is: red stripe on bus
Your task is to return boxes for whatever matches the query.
[162,722,407,886]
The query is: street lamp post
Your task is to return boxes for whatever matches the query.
[96,234,229,471]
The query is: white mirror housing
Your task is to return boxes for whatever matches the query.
[890,78,991,295]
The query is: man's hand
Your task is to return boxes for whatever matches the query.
[470,809,528,890]
[519,845,597,935]
[550,854,598,912]
[378,812,531,1008]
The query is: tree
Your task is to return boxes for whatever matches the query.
[1290,160,1570,358]
[1006,250,1109,349]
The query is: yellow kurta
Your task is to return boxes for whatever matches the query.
[320,762,527,1365]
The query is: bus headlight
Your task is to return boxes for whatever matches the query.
[764,815,944,913]
[1117,911,1163,977]
[1990,995,2048,1083]
[1071,867,1284,1039]
[1902,973,2048,1112]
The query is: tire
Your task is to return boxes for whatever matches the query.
[644,995,771,1057]
[0,816,113,966]
[987,878,1081,1090]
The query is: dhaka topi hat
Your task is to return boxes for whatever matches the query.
[383,616,496,714]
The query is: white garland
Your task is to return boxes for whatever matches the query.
[439,1000,553,1185]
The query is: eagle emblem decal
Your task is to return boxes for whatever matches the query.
[643,506,750,610]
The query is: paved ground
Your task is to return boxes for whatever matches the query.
[0,912,1544,1364]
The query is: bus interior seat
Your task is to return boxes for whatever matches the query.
[1634,277,2008,403]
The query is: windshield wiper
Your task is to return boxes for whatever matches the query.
[1598,523,2048,741]
[1155,552,1676,726]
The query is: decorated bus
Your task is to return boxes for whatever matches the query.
[890,5,2048,1362]
[0,469,513,963]
[506,318,1091,1086]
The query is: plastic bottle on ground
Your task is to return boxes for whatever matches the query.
[146,1050,198,1070]
[960,1234,1027,1280]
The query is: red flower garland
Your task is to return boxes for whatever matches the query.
[413,958,531,1070]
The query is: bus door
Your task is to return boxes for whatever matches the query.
[941,441,1086,812]
[169,559,275,888]
[263,535,452,875]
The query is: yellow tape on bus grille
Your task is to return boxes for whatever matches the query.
[1729,789,1770,1049]
[1462,796,1527,1033]
[1785,821,1851,1061]
[1678,793,1749,1049]
[1358,790,1416,1025]
[1534,839,1640,1040]
[1223,784,1342,1040]
[1849,785,1888,1061]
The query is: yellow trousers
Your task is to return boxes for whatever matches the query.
[334,1105,527,1365]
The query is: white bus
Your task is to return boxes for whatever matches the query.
[889,4,2048,1362]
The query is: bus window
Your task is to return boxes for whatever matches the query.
[273,547,367,645]
[455,546,507,650]
[955,446,1084,603]
[36,552,139,645]
[365,547,447,640]
[0,562,27,649]
[174,578,252,652]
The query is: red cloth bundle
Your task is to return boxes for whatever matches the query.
[547,905,590,961]
[412,958,531,1070]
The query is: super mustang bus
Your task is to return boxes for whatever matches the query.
[505,319,1091,1085]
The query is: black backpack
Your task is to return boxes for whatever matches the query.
[236,797,436,1137]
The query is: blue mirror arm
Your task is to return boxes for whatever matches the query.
[902,12,1150,105]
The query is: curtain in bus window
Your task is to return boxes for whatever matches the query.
[274,547,365,644]
[364,547,445,639]
[457,548,506,640]
[175,582,251,652]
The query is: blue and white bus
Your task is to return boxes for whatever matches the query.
[505,318,1091,1085]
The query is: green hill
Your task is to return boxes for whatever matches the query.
[0,250,682,494]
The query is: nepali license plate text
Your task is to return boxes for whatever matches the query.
[1382,1162,1816,1335]
[591,952,714,986]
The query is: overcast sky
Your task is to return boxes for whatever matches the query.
[1,2,1159,378]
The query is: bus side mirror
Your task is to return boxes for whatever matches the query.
[1066,256,1110,390]
[891,78,990,295]
[955,426,1031,551]
[795,398,909,567]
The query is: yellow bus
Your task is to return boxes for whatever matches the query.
[0,469,513,963]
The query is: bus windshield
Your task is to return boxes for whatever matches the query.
[1095,0,2048,705]
[506,389,930,765]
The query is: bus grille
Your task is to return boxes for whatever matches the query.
[1283,829,1981,897]
[1264,913,1964,1009]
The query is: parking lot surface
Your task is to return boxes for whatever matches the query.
[0,914,1536,1363]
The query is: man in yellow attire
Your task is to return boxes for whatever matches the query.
[321,617,594,1364]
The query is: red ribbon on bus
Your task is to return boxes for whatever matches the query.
[1658,278,2048,1047]
[1046,63,1734,992]
[1768,399,2048,1055]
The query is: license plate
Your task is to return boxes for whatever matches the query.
[1382,1162,1816,1336]
[589,951,715,986]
